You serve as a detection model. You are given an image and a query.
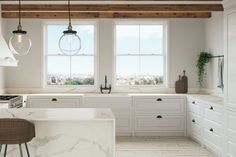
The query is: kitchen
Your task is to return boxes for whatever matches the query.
[0,0,235,157]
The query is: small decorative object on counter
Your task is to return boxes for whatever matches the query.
[175,70,188,93]
[182,70,188,93]
[100,75,111,94]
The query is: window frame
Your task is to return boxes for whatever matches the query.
[113,20,169,88]
[43,20,98,88]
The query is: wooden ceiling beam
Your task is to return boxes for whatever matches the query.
[2,4,223,12]
[2,12,212,18]
[0,0,223,1]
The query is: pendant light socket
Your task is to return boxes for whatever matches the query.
[9,0,32,56]
[59,0,81,55]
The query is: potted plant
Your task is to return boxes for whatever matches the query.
[196,52,212,87]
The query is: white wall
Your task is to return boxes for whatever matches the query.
[0,67,5,93]
[2,20,43,89]
[169,19,205,88]
[204,12,224,95]
[2,18,206,93]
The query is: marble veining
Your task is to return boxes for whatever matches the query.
[0,108,115,121]
[0,108,115,157]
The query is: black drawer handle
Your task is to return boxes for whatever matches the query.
[209,106,214,110]
[192,119,195,123]
[156,115,163,119]
[51,98,58,102]
[209,128,214,132]
[156,98,162,101]
[192,101,195,104]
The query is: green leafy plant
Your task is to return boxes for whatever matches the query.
[196,52,212,87]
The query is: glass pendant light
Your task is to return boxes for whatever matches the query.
[9,0,32,56]
[59,0,81,55]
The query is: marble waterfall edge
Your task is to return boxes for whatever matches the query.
[0,108,115,157]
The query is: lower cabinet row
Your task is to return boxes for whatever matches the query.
[26,95,236,156]
[27,95,186,136]
[187,97,236,157]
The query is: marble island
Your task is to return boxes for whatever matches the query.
[0,108,115,157]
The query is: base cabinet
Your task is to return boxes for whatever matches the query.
[187,112,202,143]
[82,96,132,136]
[133,96,186,136]
[135,115,185,131]
[27,95,82,108]
[187,96,223,157]
[225,110,236,157]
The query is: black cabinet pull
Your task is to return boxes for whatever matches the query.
[192,119,195,123]
[192,101,195,104]
[156,115,163,119]
[209,106,214,110]
[209,128,214,132]
[156,98,162,101]
[51,98,57,102]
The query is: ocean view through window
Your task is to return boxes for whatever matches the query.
[45,23,96,86]
[115,22,167,86]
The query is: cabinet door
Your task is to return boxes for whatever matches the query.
[135,115,185,131]
[226,11,236,109]
[187,112,202,141]
[28,98,81,108]
[134,98,185,115]
[82,96,131,115]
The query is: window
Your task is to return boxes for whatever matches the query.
[114,22,167,86]
[45,23,96,86]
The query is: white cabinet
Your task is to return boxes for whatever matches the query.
[187,96,223,157]
[27,95,82,108]
[225,111,236,157]
[202,119,223,155]
[224,4,236,157]
[133,96,186,136]
[134,98,185,115]
[82,95,132,136]
[225,9,236,110]
[135,115,185,131]
[187,112,202,142]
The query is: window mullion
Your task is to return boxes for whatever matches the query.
[70,56,72,79]
[138,25,141,76]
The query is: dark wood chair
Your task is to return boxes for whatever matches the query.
[0,118,35,157]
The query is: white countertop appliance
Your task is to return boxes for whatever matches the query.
[0,95,23,108]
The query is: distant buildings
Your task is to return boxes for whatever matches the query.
[48,73,163,86]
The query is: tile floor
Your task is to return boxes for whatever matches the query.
[116,137,215,157]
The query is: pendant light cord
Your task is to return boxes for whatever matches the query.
[17,0,22,30]
[68,0,72,30]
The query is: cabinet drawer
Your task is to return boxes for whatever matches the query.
[203,104,223,124]
[188,101,201,115]
[188,112,201,126]
[134,98,185,114]
[82,97,131,115]
[135,115,185,131]
[203,119,223,150]
[203,127,222,156]
[203,119,222,135]
[188,113,202,141]
[28,98,80,108]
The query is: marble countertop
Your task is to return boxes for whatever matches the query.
[0,108,115,121]
[187,95,224,106]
